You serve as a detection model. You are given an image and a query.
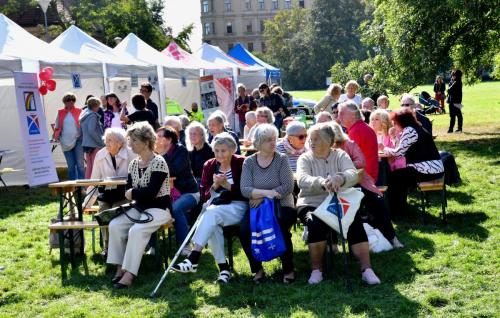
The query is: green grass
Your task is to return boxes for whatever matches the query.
[1,82,499,317]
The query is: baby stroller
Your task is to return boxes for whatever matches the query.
[419,91,443,114]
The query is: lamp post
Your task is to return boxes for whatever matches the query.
[37,0,52,42]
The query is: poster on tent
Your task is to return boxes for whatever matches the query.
[200,75,219,112]
[14,72,58,186]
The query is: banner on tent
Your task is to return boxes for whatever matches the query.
[14,72,58,186]
[200,75,219,111]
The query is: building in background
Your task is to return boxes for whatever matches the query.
[200,0,312,53]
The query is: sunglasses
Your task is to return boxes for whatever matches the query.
[291,134,307,140]
[64,99,76,102]
[400,103,413,107]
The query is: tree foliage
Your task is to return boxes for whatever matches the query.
[344,0,500,93]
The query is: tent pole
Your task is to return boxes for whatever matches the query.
[157,65,166,120]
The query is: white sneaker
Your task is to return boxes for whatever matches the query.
[308,269,323,284]
[392,237,404,249]
[361,268,381,285]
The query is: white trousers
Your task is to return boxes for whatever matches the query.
[191,201,248,264]
[107,207,170,276]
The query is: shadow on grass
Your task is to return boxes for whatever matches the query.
[0,187,55,220]
[436,136,500,161]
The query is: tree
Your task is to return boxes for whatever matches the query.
[356,0,500,93]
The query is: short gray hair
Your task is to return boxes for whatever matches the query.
[211,132,237,152]
[245,111,256,122]
[255,106,275,124]
[163,115,182,132]
[361,97,375,110]
[285,120,306,136]
[308,123,336,147]
[208,110,227,126]
[315,111,332,123]
[127,121,156,151]
[185,121,208,151]
[400,93,416,108]
[339,101,362,120]
[178,115,190,130]
[253,123,278,150]
[237,83,246,91]
[103,127,127,145]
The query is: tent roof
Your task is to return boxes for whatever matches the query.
[194,43,265,72]
[162,42,229,71]
[50,25,149,67]
[228,43,280,72]
[0,13,98,65]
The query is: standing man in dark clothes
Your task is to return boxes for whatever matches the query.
[234,83,257,137]
[140,82,160,128]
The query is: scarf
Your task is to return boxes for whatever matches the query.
[282,137,307,156]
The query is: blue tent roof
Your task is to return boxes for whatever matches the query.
[228,43,281,81]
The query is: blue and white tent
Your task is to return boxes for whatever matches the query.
[228,43,281,84]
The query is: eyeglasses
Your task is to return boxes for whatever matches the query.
[291,134,307,140]
[64,99,76,102]
[400,103,413,107]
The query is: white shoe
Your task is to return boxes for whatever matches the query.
[308,269,323,284]
[392,237,404,249]
[361,268,381,285]
[216,270,231,283]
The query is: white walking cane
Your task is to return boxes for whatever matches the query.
[150,190,218,298]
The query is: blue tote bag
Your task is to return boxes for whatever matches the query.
[250,198,286,262]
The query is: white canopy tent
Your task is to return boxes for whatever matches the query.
[0,14,103,185]
[114,34,201,119]
[50,25,160,107]
[194,43,266,91]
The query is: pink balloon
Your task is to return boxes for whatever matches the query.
[38,85,48,95]
[39,70,50,81]
[46,79,56,91]
[42,67,54,79]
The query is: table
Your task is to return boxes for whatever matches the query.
[240,145,257,155]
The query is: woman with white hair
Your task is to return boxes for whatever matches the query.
[207,111,241,154]
[315,111,333,124]
[338,80,363,107]
[313,83,342,114]
[276,120,308,172]
[296,123,381,285]
[240,124,296,284]
[186,121,214,183]
[245,106,275,145]
[173,133,248,283]
[243,111,257,139]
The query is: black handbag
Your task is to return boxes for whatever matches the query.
[94,203,153,226]
[96,185,126,204]
[211,189,232,205]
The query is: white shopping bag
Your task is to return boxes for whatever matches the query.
[363,223,393,253]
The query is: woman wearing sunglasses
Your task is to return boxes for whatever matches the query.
[276,121,308,173]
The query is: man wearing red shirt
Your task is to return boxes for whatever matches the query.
[338,101,379,181]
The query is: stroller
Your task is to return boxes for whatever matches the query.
[419,91,443,114]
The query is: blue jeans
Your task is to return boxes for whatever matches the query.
[63,138,85,180]
[171,193,199,244]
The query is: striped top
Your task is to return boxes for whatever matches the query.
[276,142,304,172]
[240,152,295,208]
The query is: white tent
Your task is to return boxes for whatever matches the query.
[0,14,103,185]
[194,43,266,91]
[50,25,160,106]
[114,34,201,118]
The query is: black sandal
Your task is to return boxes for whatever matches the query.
[111,275,123,284]
[253,271,265,284]
[283,272,296,284]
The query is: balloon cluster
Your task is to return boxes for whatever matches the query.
[38,67,56,95]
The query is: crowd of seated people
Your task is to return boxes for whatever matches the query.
[62,78,444,289]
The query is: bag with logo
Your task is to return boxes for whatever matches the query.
[250,198,286,262]
[312,188,364,239]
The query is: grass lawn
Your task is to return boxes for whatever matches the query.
[1,82,499,317]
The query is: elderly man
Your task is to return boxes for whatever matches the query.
[399,94,432,134]
[338,101,379,182]
[361,98,375,111]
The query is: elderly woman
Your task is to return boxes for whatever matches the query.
[243,111,257,139]
[104,92,127,129]
[79,97,105,178]
[383,108,444,217]
[315,111,333,124]
[245,106,275,145]
[186,121,214,183]
[276,121,307,172]
[53,92,85,180]
[377,95,390,110]
[240,124,296,284]
[330,122,403,248]
[84,128,136,254]
[207,111,241,155]
[173,133,248,283]
[108,122,172,289]
[313,83,342,114]
[338,80,363,107]
[164,115,186,146]
[156,126,199,253]
[296,123,381,285]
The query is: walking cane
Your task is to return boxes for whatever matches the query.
[333,192,353,293]
[150,192,216,298]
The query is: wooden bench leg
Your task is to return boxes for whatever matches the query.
[58,231,67,279]
[441,187,447,223]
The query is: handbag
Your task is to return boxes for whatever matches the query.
[94,203,153,226]
[250,198,286,262]
[454,103,463,109]
[211,189,232,205]
[312,188,364,239]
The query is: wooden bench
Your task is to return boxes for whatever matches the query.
[417,177,447,222]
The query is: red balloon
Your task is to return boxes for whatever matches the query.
[38,85,48,95]
[43,67,54,78]
[39,70,50,81]
[46,79,56,91]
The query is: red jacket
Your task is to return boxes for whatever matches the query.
[200,155,247,203]
[53,107,82,140]
[347,120,379,181]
